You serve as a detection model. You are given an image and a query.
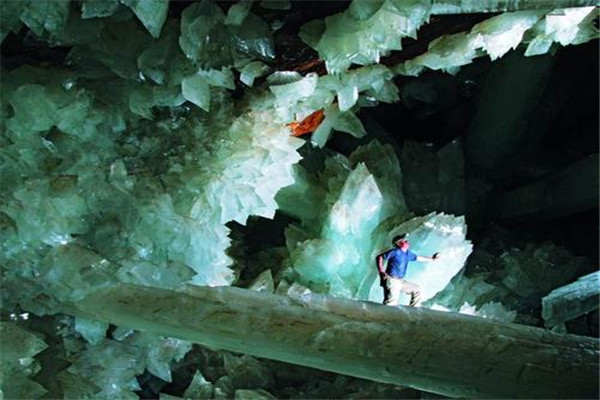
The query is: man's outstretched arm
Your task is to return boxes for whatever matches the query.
[416,252,440,262]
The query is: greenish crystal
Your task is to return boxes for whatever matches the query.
[121,0,168,38]
[81,0,120,19]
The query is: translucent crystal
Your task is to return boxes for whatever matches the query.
[225,354,273,388]
[544,7,596,45]
[19,0,70,37]
[136,334,193,382]
[470,301,517,323]
[270,73,318,106]
[81,0,120,19]
[526,7,598,56]
[471,11,543,60]
[228,12,275,61]
[179,1,229,66]
[395,7,598,77]
[312,105,366,148]
[197,67,236,89]
[183,370,213,399]
[225,0,253,26]
[179,1,273,68]
[0,322,49,399]
[0,322,48,375]
[75,317,109,345]
[121,0,168,38]
[248,269,275,293]
[182,75,211,110]
[239,61,270,87]
[304,0,432,73]
[282,142,413,300]
[67,340,145,399]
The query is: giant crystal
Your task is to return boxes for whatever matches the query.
[68,283,600,399]
[280,140,472,304]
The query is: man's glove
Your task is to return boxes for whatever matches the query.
[432,252,440,260]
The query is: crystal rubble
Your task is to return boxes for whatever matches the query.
[426,239,593,326]
[68,283,600,399]
[0,313,196,399]
[182,370,213,399]
[0,322,49,399]
[542,271,600,328]
[395,7,598,77]
[169,344,411,399]
[59,325,192,398]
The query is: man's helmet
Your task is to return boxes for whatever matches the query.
[392,233,409,244]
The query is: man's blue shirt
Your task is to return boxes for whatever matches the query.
[382,248,417,279]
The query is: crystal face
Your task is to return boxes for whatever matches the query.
[0,0,598,399]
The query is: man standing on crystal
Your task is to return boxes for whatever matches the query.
[376,234,440,307]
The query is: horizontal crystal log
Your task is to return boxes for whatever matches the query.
[67,284,599,399]
[430,0,598,14]
[542,271,600,327]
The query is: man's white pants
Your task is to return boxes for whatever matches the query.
[383,276,422,307]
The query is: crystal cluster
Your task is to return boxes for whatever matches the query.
[395,6,598,76]
[0,322,48,399]
[300,0,432,74]
[278,141,472,303]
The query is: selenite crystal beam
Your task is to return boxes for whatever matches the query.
[542,271,600,328]
[430,0,599,14]
[68,284,599,399]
